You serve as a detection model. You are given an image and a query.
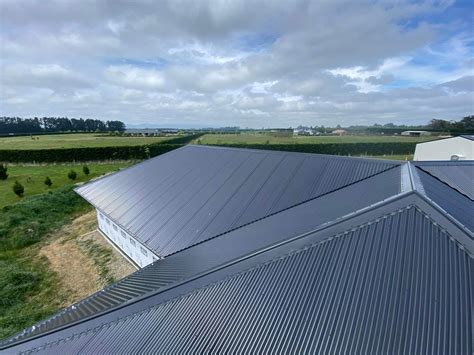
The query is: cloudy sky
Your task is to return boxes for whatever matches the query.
[0,0,472,128]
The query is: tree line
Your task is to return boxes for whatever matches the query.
[0,117,126,134]
[427,116,473,131]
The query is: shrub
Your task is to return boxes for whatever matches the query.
[44,176,52,187]
[0,164,8,180]
[82,165,90,175]
[67,170,77,180]
[13,181,24,197]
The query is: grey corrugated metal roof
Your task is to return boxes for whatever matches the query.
[460,135,474,141]
[4,166,403,346]
[3,149,472,353]
[11,203,473,354]
[414,161,473,199]
[413,166,474,232]
[75,145,399,256]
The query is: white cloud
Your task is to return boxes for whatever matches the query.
[104,65,166,90]
[0,0,472,127]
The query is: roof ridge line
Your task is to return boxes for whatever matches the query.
[411,189,474,241]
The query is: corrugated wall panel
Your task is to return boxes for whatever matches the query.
[22,207,473,354]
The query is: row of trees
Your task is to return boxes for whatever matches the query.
[0,117,126,134]
[428,116,473,131]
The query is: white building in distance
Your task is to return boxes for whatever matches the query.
[401,130,432,137]
[414,135,474,161]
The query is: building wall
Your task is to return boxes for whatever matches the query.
[414,137,474,161]
[96,209,159,267]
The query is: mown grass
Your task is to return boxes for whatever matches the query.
[194,133,438,145]
[0,133,171,150]
[0,162,132,208]
[0,186,92,340]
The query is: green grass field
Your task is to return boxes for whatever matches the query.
[0,162,132,208]
[0,133,171,150]
[194,133,438,145]
[0,186,92,339]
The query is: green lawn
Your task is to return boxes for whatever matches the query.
[194,133,438,145]
[0,162,132,208]
[0,133,171,150]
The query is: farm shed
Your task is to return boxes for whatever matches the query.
[401,130,431,136]
[1,147,472,354]
[414,135,474,160]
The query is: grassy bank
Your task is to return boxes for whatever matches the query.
[0,187,91,339]
[0,133,171,150]
[0,162,132,208]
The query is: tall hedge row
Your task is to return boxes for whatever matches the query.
[0,139,416,163]
[0,134,205,162]
[205,142,417,156]
[0,144,184,163]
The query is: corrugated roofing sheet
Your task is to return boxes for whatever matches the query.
[414,161,473,199]
[75,145,399,256]
[5,166,403,346]
[413,166,474,232]
[16,206,474,354]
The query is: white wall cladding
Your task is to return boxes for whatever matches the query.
[96,210,159,267]
[414,136,474,161]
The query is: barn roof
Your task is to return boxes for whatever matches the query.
[3,194,473,353]
[1,147,472,353]
[74,145,399,256]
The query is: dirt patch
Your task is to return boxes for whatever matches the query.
[40,211,136,308]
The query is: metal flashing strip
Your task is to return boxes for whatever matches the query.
[408,162,425,195]
[400,162,413,193]
[413,190,474,246]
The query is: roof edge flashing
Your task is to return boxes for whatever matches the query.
[400,162,413,193]
[412,190,473,250]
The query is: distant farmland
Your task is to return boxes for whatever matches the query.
[193,133,438,145]
[0,133,171,150]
